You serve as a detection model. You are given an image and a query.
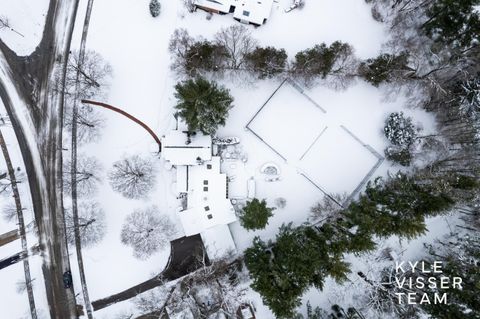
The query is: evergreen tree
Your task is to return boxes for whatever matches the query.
[149,0,161,17]
[358,53,410,87]
[245,224,351,318]
[174,77,233,135]
[245,46,288,78]
[239,198,275,230]
[384,112,417,147]
[294,41,353,80]
[384,146,412,167]
[423,0,480,49]
[184,41,229,76]
[343,174,454,240]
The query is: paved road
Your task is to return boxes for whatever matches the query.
[0,0,81,318]
[92,234,208,310]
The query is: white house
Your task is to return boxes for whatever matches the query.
[162,129,237,260]
[194,0,274,26]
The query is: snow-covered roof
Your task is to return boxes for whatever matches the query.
[194,0,232,13]
[201,224,236,260]
[233,0,274,25]
[178,157,237,236]
[162,130,212,166]
[176,166,188,193]
[194,0,274,25]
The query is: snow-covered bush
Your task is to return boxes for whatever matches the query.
[274,197,287,209]
[120,206,177,259]
[383,112,416,147]
[149,0,161,17]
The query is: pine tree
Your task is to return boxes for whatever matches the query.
[384,146,412,166]
[358,53,410,87]
[245,224,351,318]
[149,0,161,17]
[184,41,229,76]
[245,46,288,79]
[294,41,353,80]
[174,77,234,135]
[423,0,480,49]
[343,174,454,240]
[239,198,275,230]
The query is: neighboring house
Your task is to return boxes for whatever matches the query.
[194,0,274,26]
[162,129,237,260]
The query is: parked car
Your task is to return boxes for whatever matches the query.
[63,270,73,289]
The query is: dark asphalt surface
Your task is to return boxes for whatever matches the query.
[0,0,81,318]
[92,234,209,310]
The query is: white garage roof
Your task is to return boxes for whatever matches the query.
[162,130,212,166]
[201,224,237,260]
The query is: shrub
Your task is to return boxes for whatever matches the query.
[149,0,161,17]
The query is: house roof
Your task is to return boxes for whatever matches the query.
[162,130,212,166]
[194,0,232,12]
[201,224,236,260]
[194,0,274,25]
[233,0,274,25]
[177,156,237,236]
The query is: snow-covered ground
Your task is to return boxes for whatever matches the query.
[0,0,49,55]
[0,101,49,319]
[66,0,441,317]
[1,0,444,317]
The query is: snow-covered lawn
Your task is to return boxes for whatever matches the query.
[63,0,438,317]
[0,0,49,55]
[247,80,382,196]
[300,125,380,194]
[247,80,327,162]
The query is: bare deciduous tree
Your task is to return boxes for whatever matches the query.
[134,257,247,318]
[120,206,177,260]
[60,50,111,144]
[16,278,35,294]
[169,28,195,76]
[108,155,156,199]
[63,50,112,100]
[0,16,10,30]
[214,25,258,70]
[0,171,11,195]
[2,201,18,222]
[63,155,103,197]
[65,201,106,248]
[310,192,348,223]
[64,104,106,144]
